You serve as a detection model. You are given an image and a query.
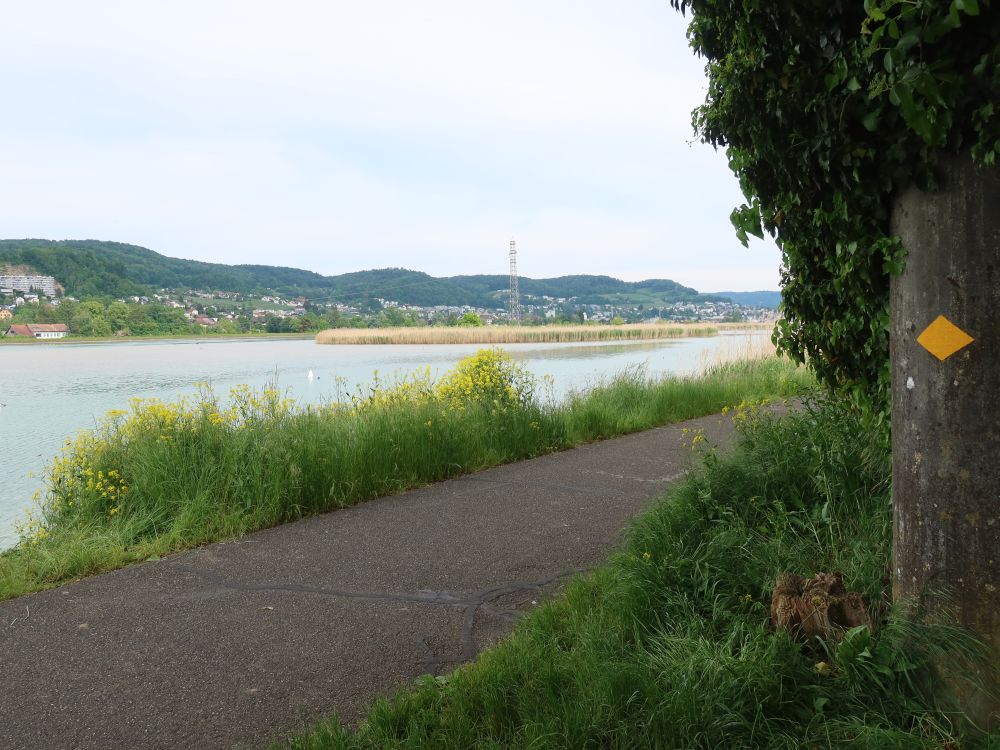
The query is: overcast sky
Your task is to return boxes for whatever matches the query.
[0,1,781,292]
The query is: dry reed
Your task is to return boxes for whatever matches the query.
[315,323,724,346]
[696,331,779,373]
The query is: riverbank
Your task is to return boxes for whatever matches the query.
[0,350,811,601]
[285,399,996,749]
[315,322,750,345]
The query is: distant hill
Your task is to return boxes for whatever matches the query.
[711,290,782,309]
[451,274,719,307]
[0,239,754,308]
[0,239,329,299]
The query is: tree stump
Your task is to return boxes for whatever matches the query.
[771,572,873,641]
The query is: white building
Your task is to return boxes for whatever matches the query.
[0,274,58,296]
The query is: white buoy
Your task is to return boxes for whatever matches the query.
[307,369,315,380]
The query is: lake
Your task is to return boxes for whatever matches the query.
[0,332,766,547]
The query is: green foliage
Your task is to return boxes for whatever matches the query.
[0,355,811,600]
[0,241,149,298]
[456,312,483,327]
[106,301,130,332]
[283,400,995,749]
[672,0,1000,419]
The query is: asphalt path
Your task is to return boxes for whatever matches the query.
[1,412,738,749]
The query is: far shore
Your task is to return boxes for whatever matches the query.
[0,332,316,346]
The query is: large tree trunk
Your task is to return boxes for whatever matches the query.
[891,152,1000,725]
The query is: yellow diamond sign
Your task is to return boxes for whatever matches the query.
[916,315,974,361]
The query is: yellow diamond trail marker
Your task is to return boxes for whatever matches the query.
[916,315,975,361]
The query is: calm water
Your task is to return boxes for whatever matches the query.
[0,333,765,546]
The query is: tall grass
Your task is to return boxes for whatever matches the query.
[315,323,728,345]
[0,349,812,601]
[283,399,998,749]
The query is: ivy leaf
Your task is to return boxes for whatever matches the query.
[954,0,980,15]
[730,205,764,246]
[862,109,882,131]
[897,31,921,52]
[883,255,905,276]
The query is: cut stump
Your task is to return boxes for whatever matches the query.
[771,571,873,641]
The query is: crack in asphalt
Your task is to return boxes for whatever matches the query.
[452,474,627,495]
[169,565,589,663]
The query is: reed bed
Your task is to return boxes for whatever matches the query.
[315,323,720,345]
[696,331,777,372]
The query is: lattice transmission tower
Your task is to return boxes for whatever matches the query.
[508,239,521,325]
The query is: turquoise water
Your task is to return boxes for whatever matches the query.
[0,333,765,546]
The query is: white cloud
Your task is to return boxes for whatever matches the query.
[0,1,781,291]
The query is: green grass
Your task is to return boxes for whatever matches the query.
[0,353,812,601]
[281,398,998,749]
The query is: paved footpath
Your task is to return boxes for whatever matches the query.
[1,413,736,749]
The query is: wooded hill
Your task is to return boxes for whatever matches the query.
[0,239,778,308]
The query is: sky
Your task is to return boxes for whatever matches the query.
[0,1,782,292]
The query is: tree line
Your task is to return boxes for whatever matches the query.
[2,298,495,338]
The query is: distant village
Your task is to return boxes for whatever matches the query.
[2,273,776,339]
[373,294,776,326]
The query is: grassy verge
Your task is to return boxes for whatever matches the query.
[314,322,731,345]
[0,350,811,601]
[283,399,997,749]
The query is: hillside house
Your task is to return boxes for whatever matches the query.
[5,323,69,339]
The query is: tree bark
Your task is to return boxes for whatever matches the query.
[891,152,1000,725]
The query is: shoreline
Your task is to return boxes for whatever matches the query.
[0,355,809,602]
[0,323,772,347]
[0,332,316,346]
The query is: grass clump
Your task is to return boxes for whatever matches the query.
[1,349,811,601]
[282,399,996,749]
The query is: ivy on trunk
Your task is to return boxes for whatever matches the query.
[672,0,1000,423]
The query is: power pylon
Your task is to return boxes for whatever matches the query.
[508,239,521,325]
